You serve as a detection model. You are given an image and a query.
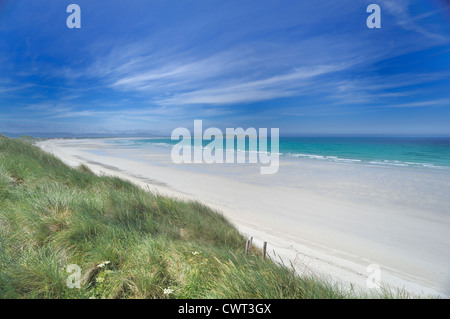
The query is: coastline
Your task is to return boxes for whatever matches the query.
[37,138,450,297]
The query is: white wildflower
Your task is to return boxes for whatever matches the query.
[163,288,174,295]
[192,251,200,255]
[97,261,111,268]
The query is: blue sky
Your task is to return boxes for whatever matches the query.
[1,0,450,136]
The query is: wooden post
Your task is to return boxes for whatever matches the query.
[245,238,250,255]
[263,242,267,259]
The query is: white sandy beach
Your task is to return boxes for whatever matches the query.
[37,138,450,297]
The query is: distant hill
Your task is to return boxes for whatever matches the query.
[0,132,161,139]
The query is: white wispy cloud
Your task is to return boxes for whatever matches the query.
[380,0,449,42]
[14,0,449,129]
[73,3,448,109]
[0,82,33,94]
[157,64,348,105]
[384,98,450,108]
[326,70,450,106]
[78,36,358,106]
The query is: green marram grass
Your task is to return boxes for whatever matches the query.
[0,134,424,299]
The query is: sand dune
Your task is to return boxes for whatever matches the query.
[37,138,450,297]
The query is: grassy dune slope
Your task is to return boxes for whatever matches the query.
[0,135,412,299]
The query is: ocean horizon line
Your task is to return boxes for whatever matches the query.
[3,131,450,139]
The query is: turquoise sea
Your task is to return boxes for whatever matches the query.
[107,137,450,170]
